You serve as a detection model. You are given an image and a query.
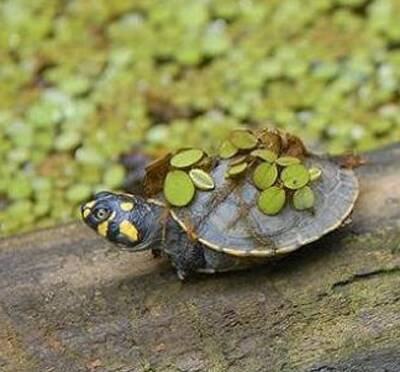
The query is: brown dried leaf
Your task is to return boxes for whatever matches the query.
[281,133,306,158]
[197,155,217,172]
[339,153,368,169]
[144,152,172,196]
[259,130,282,155]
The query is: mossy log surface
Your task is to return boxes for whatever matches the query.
[1,145,400,372]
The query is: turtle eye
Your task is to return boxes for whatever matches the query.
[93,207,110,222]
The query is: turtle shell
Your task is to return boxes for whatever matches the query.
[158,154,359,257]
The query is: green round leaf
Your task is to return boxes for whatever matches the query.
[189,169,215,190]
[219,140,238,159]
[293,186,315,211]
[281,164,310,190]
[66,183,92,202]
[309,167,322,181]
[276,156,301,167]
[226,162,248,177]
[229,130,258,150]
[103,164,125,188]
[250,149,278,163]
[229,154,248,166]
[54,131,81,151]
[164,170,195,207]
[8,176,33,199]
[252,163,278,190]
[257,186,286,215]
[170,149,204,168]
[34,201,50,217]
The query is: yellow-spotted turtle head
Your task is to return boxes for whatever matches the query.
[81,191,162,250]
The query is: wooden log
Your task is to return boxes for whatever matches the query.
[1,145,400,372]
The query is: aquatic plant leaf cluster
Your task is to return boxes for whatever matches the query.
[164,149,215,206]
[1,0,400,235]
[219,129,321,215]
[255,161,319,215]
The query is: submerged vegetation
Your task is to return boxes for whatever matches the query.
[1,0,400,235]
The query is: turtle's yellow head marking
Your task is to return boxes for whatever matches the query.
[85,201,96,209]
[82,200,96,219]
[119,220,139,242]
[81,191,160,251]
[97,220,109,237]
[120,202,134,212]
[82,208,91,219]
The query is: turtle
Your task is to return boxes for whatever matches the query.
[81,128,359,279]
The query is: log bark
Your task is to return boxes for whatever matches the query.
[1,144,400,372]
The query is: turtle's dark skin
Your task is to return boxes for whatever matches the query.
[81,152,359,279]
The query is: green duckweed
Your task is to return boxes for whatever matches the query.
[250,149,278,163]
[1,0,400,236]
[189,169,215,190]
[309,167,323,181]
[229,130,258,150]
[219,140,238,159]
[257,187,286,216]
[276,156,301,167]
[281,164,310,190]
[252,163,278,190]
[293,186,315,211]
[170,149,204,168]
[164,170,195,207]
[226,162,249,177]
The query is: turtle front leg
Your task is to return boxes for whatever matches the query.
[164,240,207,280]
[163,224,207,279]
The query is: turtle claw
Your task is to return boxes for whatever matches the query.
[176,270,187,281]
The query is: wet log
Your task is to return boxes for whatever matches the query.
[1,144,400,372]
